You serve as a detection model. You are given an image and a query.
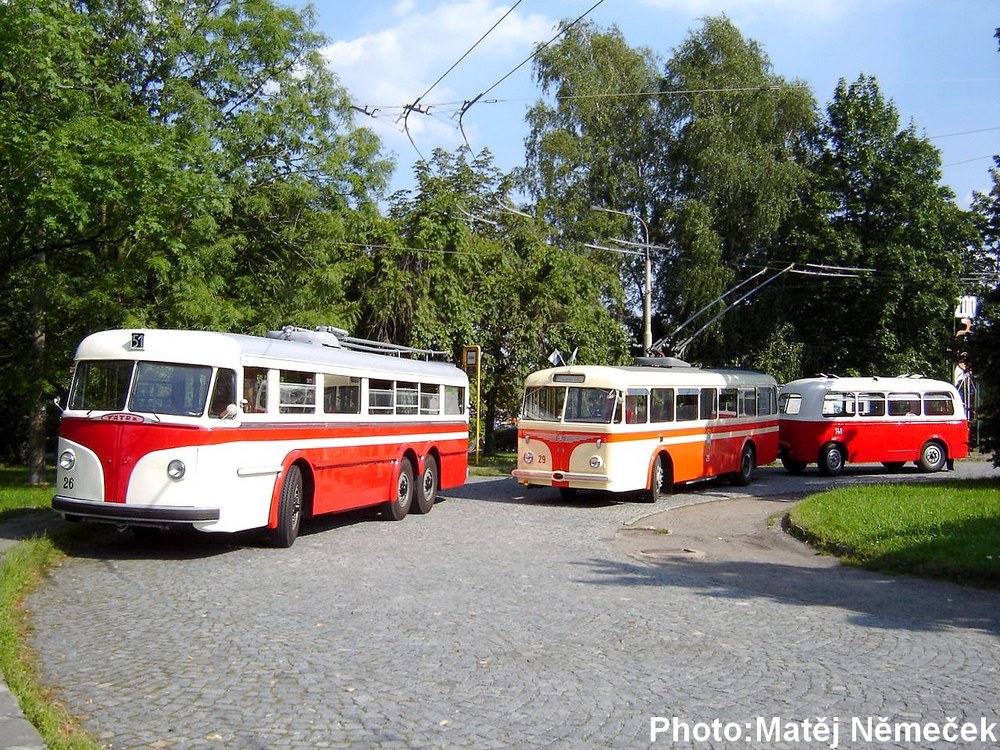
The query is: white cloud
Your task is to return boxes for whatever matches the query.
[322,1,553,164]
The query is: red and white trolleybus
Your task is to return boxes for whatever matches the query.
[53,327,469,546]
[512,363,779,500]
[778,376,969,476]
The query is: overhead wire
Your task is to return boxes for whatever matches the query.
[455,0,608,148]
[398,0,527,160]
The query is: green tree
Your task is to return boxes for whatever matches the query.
[0,0,390,475]
[966,155,1000,464]
[377,148,628,451]
[791,76,976,377]
[653,16,817,363]
[521,21,660,344]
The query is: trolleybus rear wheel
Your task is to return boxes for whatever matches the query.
[413,455,438,514]
[384,458,414,521]
[818,443,845,477]
[918,441,947,473]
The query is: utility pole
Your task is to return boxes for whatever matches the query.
[591,205,652,355]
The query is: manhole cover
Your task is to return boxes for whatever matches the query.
[640,547,705,559]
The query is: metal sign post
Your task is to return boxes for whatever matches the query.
[462,345,482,465]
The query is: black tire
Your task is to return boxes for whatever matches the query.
[730,444,755,486]
[818,443,845,477]
[269,464,303,548]
[384,458,414,521]
[641,455,668,503]
[918,441,947,473]
[780,455,807,474]
[413,455,438,514]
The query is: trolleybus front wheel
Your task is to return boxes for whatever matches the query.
[270,463,303,548]
[730,444,756,486]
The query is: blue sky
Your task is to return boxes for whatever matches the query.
[309,0,999,206]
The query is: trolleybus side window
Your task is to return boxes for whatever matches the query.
[778,392,801,415]
[132,362,211,416]
[322,374,360,414]
[444,385,466,415]
[857,392,886,417]
[69,360,133,411]
[565,387,617,424]
[923,392,955,416]
[278,370,316,414]
[676,389,699,421]
[625,389,648,424]
[243,367,268,413]
[650,388,674,423]
[208,368,237,418]
[822,392,855,417]
[420,384,440,415]
[719,388,738,419]
[699,388,718,420]
[396,382,419,415]
[740,388,758,417]
[369,379,394,414]
[758,386,777,416]
[888,393,921,417]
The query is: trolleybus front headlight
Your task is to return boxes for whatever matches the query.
[522,451,534,465]
[589,455,604,469]
[58,450,76,470]
[167,459,186,480]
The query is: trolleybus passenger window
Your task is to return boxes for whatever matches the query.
[778,392,801,415]
[822,392,855,417]
[323,374,360,414]
[676,389,699,421]
[279,371,316,414]
[444,385,466,415]
[396,382,419,415]
[369,379,394,414]
[650,388,674,422]
[625,389,648,424]
[131,362,211,416]
[720,389,738,419]
[208,369,237,418]
[69,360,133,411]
[740,388,758,417]
[699,388,718,420]
[923,392,955,416]
[758,386,777,415]
[420,384,440,415]
[888,393,921,417]
[565,387,617,424]
[857,392,886,417]
[243,367,268,413]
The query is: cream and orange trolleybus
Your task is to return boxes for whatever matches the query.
[53,326,469,546]
[512,361,779,500]
[777,376,969,476]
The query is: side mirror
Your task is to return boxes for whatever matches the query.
[222,403,239,420]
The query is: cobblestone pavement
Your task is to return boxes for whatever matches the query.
[25,462,1000,749]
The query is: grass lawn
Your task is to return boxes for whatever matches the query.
[788,478,1000,588]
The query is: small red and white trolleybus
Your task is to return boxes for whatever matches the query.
[777,376,969,476]
[53,327,469,546]
[512,363,779,500]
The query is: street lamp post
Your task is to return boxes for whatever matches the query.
[591,205,652,355]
